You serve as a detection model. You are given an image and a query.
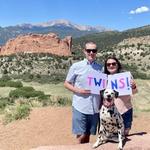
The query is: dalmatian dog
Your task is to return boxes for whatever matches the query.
[93,89,125,150]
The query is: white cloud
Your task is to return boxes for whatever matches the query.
[129,6,149,14]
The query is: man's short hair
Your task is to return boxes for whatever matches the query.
[85,42,97,49]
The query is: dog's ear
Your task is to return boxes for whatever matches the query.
[114,90,119,98]
[99,89,105,109]
[100,89,105,98]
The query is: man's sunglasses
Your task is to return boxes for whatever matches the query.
[106,62,117,67]
[86,49,97,53]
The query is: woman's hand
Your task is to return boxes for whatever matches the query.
[130,80,136,89]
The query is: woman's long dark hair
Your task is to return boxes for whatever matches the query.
[104,56,122,74]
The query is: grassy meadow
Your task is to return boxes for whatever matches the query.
[0,87,16,97]
[22,81,72,98]
[23,79,150,113]
[132,79,150,113]
[0,79,149,114]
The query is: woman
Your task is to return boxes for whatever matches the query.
[104,56,138,136]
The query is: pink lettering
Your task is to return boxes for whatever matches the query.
[103,79,107,88]
[87,76,93,86]
[119,78,125,89]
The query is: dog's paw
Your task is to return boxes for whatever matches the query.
[92,139,106,149]
[118,145,123,150]
[92,142,99,149]
[92,140,102,149]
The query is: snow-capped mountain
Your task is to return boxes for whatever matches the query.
[0,19,112,45]
[35,19,110,32]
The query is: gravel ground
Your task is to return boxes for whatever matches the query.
[0,106,149,150]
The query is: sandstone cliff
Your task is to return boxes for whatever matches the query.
[0,33,72,56]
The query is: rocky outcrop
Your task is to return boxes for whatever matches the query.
[0,33,72,56]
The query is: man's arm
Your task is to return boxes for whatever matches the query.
[64,81,91,95]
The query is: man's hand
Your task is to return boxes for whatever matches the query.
[75,88,91,94]
[64,81,91,94]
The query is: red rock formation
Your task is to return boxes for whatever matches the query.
[0,33,72,56]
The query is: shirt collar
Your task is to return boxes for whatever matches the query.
[84,58,96,65]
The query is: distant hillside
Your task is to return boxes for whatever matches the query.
[73,25,150,78]
[0,51,149,82]
[0,53,72,83]
[113,36,150,75]
[0,19,110,45]
[0,24,150,80]
[73,25,150,53]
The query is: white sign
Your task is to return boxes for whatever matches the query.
[86,71,107,94]
[107,72,132,96]
[86,71,132,96]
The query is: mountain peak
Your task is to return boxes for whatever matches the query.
[36,19,72,27]
[35,19,111,32]
[0,19,112,45]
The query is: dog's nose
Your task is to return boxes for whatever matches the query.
[107,95,111,98]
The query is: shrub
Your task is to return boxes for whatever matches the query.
[0,81,6,87]
[27,91,45,98]
[3,69,8,74]
[9,86,49,100]
[19,86,34,92]
[0,78,23,88]
[14,104,31,120]
[9,89,27,98]
[1,75,11,81]
[6,80,23,88]
[0,98,12,110]
[3,104,31,124]
[37,95,51,106]
[56,96,72,106]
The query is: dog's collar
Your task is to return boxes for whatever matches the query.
[103,103,115,108]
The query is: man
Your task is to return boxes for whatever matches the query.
[64,42,103,143]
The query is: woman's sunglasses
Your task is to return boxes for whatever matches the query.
[106,62,117,67]
[86,49,97,53]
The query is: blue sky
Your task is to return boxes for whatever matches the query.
[0,0,150,31]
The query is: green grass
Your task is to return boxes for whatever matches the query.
[22,81,72,98]
[22,79,150,113]
[132,79,150,113]
[0,79,150,113]
[0,87,16,97]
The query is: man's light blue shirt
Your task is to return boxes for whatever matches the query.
[66,59,103,114]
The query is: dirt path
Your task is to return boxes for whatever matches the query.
[31,133,150,150]
[0,106,150,150]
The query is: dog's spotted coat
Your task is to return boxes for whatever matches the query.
[93,89,125,150]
